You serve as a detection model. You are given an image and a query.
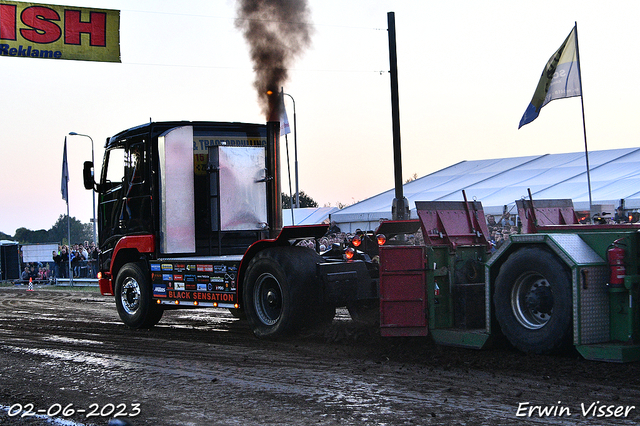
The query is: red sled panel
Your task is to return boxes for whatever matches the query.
[379,246,428,337]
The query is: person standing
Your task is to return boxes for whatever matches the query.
[90,245,99,278]
[80,244,89,277]
[60,247,69,278]
[52,249,62,279]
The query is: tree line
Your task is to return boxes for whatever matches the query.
[2,191,322,245]
[282,191,318,209]
[1,215,92,245]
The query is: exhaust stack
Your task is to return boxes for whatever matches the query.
[266,121,282,237]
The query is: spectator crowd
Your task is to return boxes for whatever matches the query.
[486,212,519,251]
[20,242,99,283]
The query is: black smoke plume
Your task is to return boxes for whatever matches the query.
[236,0,313,121]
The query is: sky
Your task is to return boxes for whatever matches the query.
[1,0,639,237]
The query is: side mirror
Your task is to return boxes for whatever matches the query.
[83,161,95,190]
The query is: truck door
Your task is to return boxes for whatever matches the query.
[99,143,151,245]
[121,143,152,233]
[99,146,125,244]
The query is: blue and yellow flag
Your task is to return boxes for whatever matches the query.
[280,95,291,136]
[519,26,581,129]
[61,137,69,203]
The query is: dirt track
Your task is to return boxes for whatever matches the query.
[1,285,640,426]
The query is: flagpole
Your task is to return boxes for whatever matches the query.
[574,21,593,215]
[66,199,73,287]
[62,138,73,287]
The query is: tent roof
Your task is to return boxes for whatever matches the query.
[332,147,640,225]
[283,207,338,226]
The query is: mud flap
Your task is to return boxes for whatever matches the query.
[317,260,374,306]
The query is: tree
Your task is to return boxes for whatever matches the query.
[12,215,92,245]
[49,215,92,244]
[14,228,50,244]
[282,191,318,209]
[405,172,418,184]
[0,230,14,241]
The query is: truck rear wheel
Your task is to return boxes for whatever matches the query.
[243,246,324,338]
[115,262,163,329]
[494,247,572,354]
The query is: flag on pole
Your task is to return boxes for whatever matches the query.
[280,96,291,136]
[61,137,69,203]
[519,26,581,129]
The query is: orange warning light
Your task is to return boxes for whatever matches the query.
[345,247,355,260]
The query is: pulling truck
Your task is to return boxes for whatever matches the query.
[85,120,640,362]
[375,198,640,362]
[83,121,375,338]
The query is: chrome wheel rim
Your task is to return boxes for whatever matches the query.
[121,277,141,315]
[511,271,553,330]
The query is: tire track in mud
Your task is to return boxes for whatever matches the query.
[3,331,634,425]
[1,287,640,425]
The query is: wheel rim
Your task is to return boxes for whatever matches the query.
[121,277,141,315]
[253,272,283,326]
[511,271,554,329]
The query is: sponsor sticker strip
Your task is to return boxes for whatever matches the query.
[151,261,237,303]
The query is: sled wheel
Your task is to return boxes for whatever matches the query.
[494,247,572,354]
[115,262,163,329]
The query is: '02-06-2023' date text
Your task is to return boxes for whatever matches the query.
[6,402,141,419]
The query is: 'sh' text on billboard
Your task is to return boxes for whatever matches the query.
[0,1,120,62]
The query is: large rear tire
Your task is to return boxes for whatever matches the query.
[243,246,325,338]
[494,247,572,354]
[114,262,163,329]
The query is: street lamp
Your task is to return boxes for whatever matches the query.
[282,91,299,208]
[68,132,97,244]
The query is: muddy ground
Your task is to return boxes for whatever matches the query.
[1,285,640,426]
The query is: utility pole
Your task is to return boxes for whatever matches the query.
[388,12,409,220]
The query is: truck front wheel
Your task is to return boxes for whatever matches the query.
[115,262,163,329]
[494,247,572,354]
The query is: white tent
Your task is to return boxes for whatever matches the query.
[331,147,640,232]
[282,207,338,227]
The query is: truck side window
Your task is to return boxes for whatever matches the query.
[104,147,125,184]
[126,144,144,186]
[123,143,150,233]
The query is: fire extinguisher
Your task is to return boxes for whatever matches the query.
[607,240,626,287]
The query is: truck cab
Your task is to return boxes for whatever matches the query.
[91,121,279,265]
[85,121,376,337]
